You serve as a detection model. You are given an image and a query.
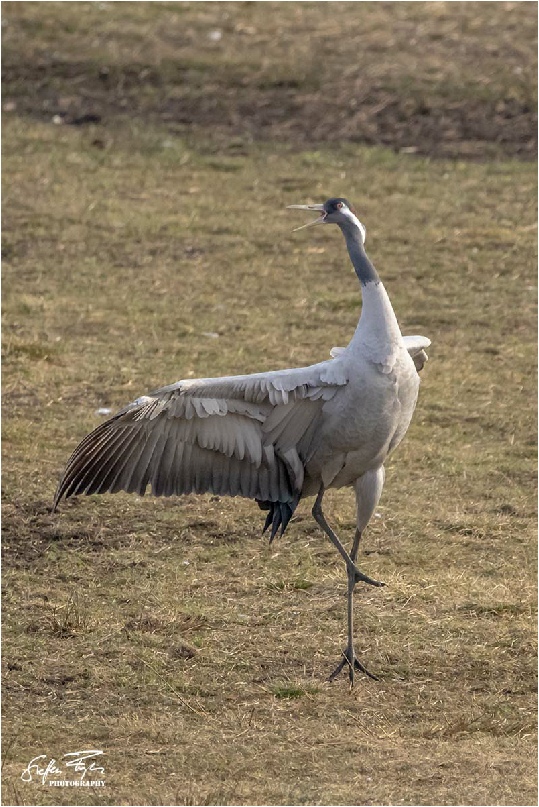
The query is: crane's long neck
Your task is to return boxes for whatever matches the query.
[339,219,404,369]
[340,220,380,286]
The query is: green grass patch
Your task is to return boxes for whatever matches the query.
[272,684,317,700]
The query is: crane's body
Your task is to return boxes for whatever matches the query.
[54,198,430,684]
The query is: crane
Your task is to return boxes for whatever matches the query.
[53,198,430,685]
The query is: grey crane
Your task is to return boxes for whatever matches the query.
[53,198,430,684]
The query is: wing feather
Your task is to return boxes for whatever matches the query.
[164,440,184,497]
[63,423,121,488]
[54,358,348,509]
[107,427,151,494]
[151,422,178,496]
[124,427,163,494]
[62,423,129,498]
[88,427,146,495]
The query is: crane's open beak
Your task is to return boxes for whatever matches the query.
[287,204,326,232]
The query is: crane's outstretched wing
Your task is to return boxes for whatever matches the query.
[330,335,430,372]
[53,359,348,537]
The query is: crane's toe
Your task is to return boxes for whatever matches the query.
[329,647,379,685]
[350,564,385,588]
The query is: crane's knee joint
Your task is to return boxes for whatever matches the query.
[312,488,325,519]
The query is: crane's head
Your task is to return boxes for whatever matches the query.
[287,198,366,243]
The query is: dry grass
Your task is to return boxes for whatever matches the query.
[2,1,537,158]
[2,3,537,806]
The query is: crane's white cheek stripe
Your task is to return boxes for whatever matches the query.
[344,210,366,243]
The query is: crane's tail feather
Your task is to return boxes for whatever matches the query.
[258,496,300,543]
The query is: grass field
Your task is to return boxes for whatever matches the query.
[2,3,537,805]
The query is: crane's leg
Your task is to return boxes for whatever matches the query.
[313,470,385,685]
[328,528,378,684]
[312,487,383,588]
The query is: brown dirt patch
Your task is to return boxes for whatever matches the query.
[2,1,537,159]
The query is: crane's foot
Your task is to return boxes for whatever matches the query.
[349,563,385,588]
[328,647,379,685]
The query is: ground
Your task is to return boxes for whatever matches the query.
[2,3,537,806]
